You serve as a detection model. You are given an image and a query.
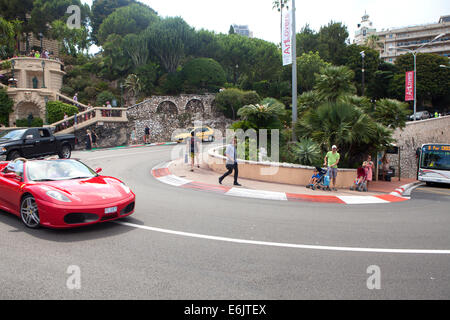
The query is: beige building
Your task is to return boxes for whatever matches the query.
[0,57,65,125]
[354,14,450,63]
[379,15,450,63]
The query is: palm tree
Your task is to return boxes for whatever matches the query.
[238,98,286,130]
[365,34,381,50]
[124,74,142,105]
[272,0,290,46]
[373,99,410,130]
[314,65,356,102]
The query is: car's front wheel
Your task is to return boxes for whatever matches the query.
[7,150,21,161]
[59,144,71,159]
[20,195,40,229]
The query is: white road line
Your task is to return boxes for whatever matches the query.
[85,149,172,161]
[225,188,288,201]
[115,221,450,255]
[337,196,389,205]
[157,175,192,187]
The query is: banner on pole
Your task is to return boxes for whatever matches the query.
[405,71,414,101]
[282,9,292,66]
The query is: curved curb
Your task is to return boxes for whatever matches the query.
[390,181,424,197]
[151,161,410,205]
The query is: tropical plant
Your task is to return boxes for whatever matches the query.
[364,34,381,50]
[372,99,410,130]
[237,98,286,130]
[291,138,321,166]
[314,65,356,102]
[0,88,13,126]
[124,74,142,105]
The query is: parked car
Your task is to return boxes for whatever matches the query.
[173,126,215,143]
[0,158,135,228]
[0,127,75,161]
[409,111,431,121]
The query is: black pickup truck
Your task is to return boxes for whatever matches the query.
[0,127,76,161]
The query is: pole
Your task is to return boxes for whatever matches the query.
[413,53,417,121]
[362,55,365,96]
[291,0,297,142]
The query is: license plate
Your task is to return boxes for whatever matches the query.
[105,206,118,214]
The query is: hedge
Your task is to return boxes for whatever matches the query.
[47,101,79,124]
[16,118,44,127]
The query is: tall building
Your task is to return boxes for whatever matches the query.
[354,12,377,45]
[232,24,253,38]
[378,15,450,63]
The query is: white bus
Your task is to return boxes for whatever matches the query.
[418,144,450,185]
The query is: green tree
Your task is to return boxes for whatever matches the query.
[372,99,410,130]
[147,17,194,73]
[0,88,14,126]
[215,88,258,120]
[314,65,356,102]
[0,17,15,58]
[96,90,117,107]
[29,0,90,37]
[91,0,141,44]
[97,3,158,45]
[46,101,78,124]
[50,20,90,55]
[296,51,330,92]
[392,53,450,109]
[296,24,320,56]
[124,74,142,105]
[318,21,349,66]
[364,34,382,50]
[123,33,150,69]
[181,58,226,93]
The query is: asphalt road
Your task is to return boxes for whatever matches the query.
[0,145,449,300]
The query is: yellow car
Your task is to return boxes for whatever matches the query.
[173,126,215,143]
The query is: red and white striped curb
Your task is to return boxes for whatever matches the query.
[152,162,410,205]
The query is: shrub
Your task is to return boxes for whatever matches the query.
[47,101,79,124]
[181,58,226,93]
[16,118,44,128]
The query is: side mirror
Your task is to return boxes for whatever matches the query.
[95,168,102,174]
[25,135,33,140]
[3,172,22,181]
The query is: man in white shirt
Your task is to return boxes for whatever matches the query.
[219,137,241,186]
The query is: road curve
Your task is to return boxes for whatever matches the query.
[0,145,449,299]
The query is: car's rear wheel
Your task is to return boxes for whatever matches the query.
[59,144,71,159]
[20,195,40,229]
[7,150,21,161]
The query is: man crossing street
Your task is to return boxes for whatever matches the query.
[219,136,241,186]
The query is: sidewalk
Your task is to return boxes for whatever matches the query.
[168,158,416,198]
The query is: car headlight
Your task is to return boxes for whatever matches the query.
[46,190,72,202]
[120,183,131,194]
[1,147,6,153]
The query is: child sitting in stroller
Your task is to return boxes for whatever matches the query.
[350,167,367,192]
[306,168,321,189]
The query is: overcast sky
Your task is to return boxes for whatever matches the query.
[82,0,449,45]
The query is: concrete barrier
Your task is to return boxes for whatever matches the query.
[207,146,357,188]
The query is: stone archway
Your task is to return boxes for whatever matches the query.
[15,101,42,120]
[156,101,178,115]
[185,99,205,115]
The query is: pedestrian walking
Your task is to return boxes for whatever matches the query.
[363,155,374,190]
[219,137,241,186]
[91,129,99,148]
[186,131,200,172]
[324,145,340,191]
[144,126,150,144]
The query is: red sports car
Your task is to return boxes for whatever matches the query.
[0,158,135,229]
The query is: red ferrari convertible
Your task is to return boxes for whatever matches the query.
[0,158,135,229]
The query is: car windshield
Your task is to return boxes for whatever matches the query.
[26,160,97,181]
[0,129,26,140]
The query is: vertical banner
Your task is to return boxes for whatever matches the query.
[405,71,414,101]
[282,9,292,66]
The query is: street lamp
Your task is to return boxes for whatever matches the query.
[38,32,43,52]
[360,51,365,96]
[390,33,445,121]
[41,60,46,88]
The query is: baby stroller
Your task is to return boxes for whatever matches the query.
[350,167,367,192]
[313,167,332,191]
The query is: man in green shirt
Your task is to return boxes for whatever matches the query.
[324,145,340,191]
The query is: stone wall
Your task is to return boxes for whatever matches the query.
[126,94,232,143]
[388,116,450,179]
[73,122,129,150]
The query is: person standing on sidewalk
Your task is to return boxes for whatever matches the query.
[144,126,150,144]
[219,137,241,186]
[186,131,200,172]
[324,145,340,191]
[363,155,374,190]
